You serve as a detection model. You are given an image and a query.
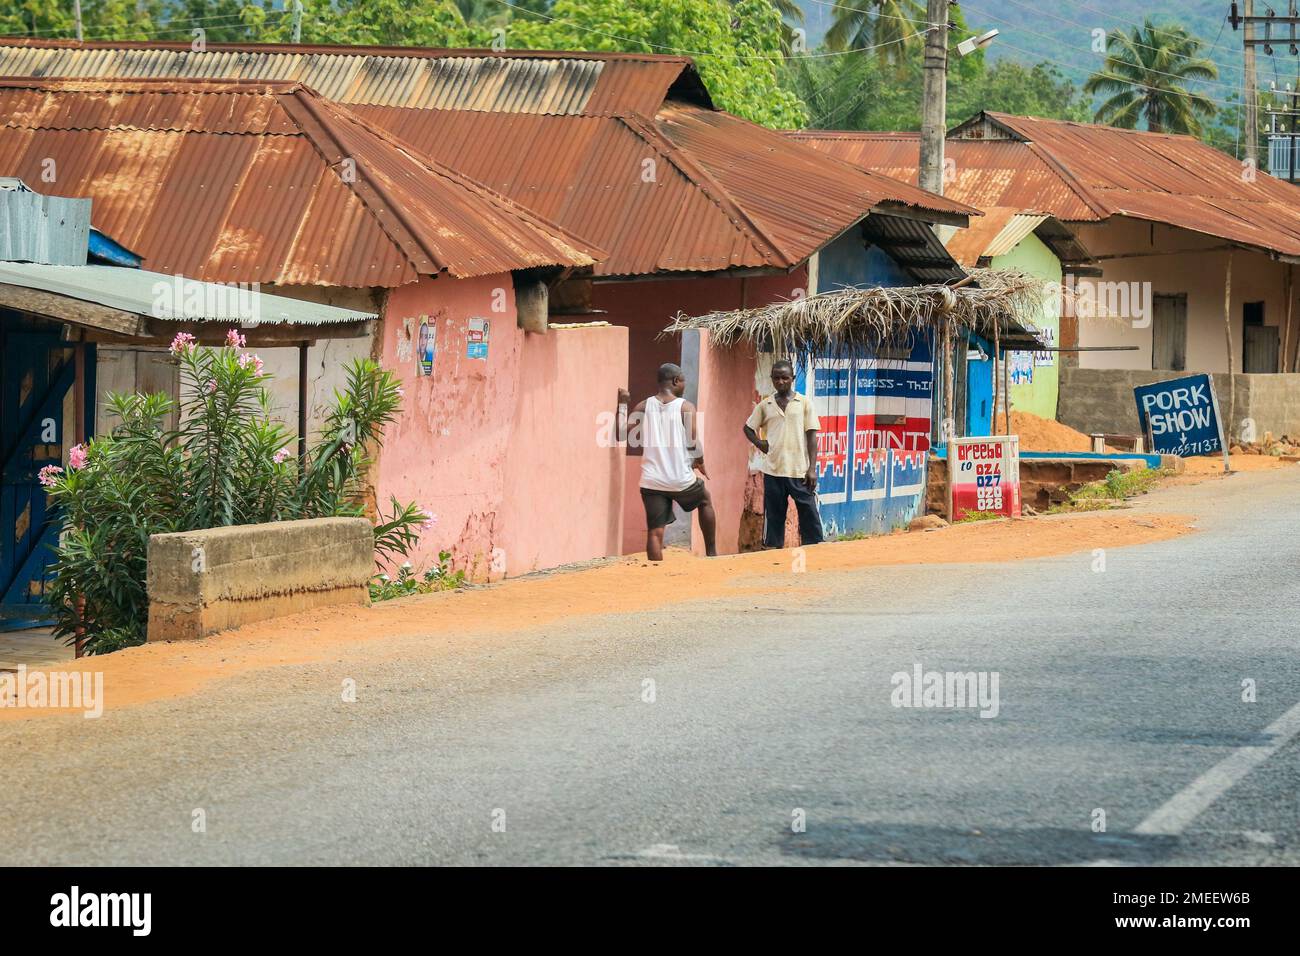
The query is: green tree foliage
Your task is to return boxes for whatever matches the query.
[1,0,165,40]
[824,0,922,64]
[1084,18,1218,135]
[504,0,807,128]
[783,37,1087,131]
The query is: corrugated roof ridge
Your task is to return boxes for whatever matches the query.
[278,88,599,276]
[0,36,694,65]
[968,113,1111,220]
[323,96,604,263]
[616,112,790,267]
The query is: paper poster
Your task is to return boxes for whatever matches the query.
[467,317,490,360]
[1034,327,1055,367]
[417,316,435,376]
[1009,351,1034,385]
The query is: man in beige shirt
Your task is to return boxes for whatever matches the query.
[743,359,825,549]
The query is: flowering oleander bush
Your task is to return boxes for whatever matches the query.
[41,330,433,655]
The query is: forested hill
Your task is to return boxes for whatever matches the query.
[798,0,1248,90]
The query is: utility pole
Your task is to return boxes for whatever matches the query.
[1233,1,1300,168]
[1245,1,1259,164]
[73,0,82,42]
[919,0,950,196]
[291,0,304,44]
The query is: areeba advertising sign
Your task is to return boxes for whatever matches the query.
[948,436,1021,521]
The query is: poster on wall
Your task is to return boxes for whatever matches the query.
[1033,327,1055,367]
[467,317,490,360]
[417,316,436,376]
[1009,351,1034,385]
[947,436,1021,521]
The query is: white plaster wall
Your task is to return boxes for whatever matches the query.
[1072,219,1295,373]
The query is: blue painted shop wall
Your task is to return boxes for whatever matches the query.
[819,232,913,290]
[793,234,933,537]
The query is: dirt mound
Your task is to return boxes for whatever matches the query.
[1009,411,1093,452]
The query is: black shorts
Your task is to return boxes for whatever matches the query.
[640,479,708,530]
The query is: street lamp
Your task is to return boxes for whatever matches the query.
[956,29,1000,58]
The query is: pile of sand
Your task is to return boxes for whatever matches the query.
[1009,410,1094,452]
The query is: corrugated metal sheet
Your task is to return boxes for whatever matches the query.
[796,115,1300,259]
[789,130,1100,222]
[0,78,601,285]
[0,259,376,323]
[0,39,970,279]
[0,39,702,117]
[0,178,91,265]
[342,102,970,277]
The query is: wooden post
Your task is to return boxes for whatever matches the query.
[1003,348,1011,435]
[1223,253,1235,451]
[1282,266,1293,373]
[991,319,1000,434]
[942,317,955,445]
[297,342,309,461]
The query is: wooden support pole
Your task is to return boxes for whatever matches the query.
[1003,348,1011,435]
[298,342,309,461]
[1279,269,1289,377]
[1224,253,1236,449]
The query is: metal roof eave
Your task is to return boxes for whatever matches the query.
[0,262,377,337]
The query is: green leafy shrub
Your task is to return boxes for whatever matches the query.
[40,331,430,655]
[369,550,465,602]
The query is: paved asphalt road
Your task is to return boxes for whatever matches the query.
[4,467,1299,866]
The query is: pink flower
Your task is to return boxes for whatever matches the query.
[237,352,265,376]
[420,509,438,530]
[169,331,197,356]
[396,386,405,398]
[68,444,88,470]
[225,328,246,349]
[38,464,63,488]
[273,448,291,464]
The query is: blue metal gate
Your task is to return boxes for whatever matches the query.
[1,323,85,629]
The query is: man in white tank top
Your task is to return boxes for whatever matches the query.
[632,363,717,561]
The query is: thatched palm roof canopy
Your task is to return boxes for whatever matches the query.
[665,268,1049,356]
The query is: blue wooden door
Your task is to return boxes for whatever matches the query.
[1,328,78,629]
[966,349,993,438]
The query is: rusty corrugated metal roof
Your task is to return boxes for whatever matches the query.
[344,102,973,277]
[0,38,970,279]
[795,115,1300,260]
[0,38,708,116]
[0,77,602,285]
[788,130,1099,221]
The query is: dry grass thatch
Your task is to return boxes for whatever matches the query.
[664,268,1051,355]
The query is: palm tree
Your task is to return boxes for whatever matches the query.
[825,0,924,62]
[1084,19,1218,135]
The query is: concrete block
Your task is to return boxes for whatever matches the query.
[146,517,373,642]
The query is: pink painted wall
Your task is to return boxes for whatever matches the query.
[596,269,808,555]
[376,273,627,580]
[500,325,627,575]
[692,329,759,555]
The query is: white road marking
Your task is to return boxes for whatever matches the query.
[635,843,730,863]
[1134,698,1300,836]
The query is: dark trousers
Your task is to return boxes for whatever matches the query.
[763,473,824,549]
